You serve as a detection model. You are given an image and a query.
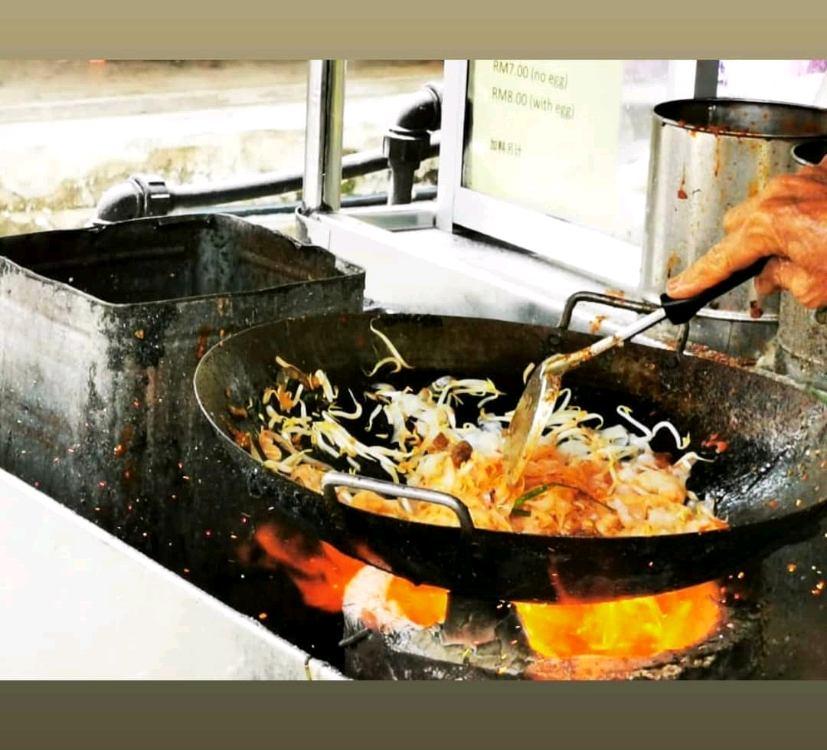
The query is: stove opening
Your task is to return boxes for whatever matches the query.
[514,582,722,660]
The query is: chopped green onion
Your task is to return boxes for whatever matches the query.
[512,484,549,509]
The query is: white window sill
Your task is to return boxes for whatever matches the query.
[286,202,656,341]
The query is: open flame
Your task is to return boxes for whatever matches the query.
[252,523,448,625]
[248,523,723,662]
[253,525,363,613]
[514,583,723,659]
[385,576,449,627]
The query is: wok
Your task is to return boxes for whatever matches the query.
[194,312,827,602]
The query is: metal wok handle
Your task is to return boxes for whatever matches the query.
[560,291,691,354]
[321,471,475,533]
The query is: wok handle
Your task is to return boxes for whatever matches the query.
[321,471,475,533]
[660,258,769,325]
[559,291,658,330]
[559,291,691,354]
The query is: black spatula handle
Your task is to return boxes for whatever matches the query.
[659,257,770,325]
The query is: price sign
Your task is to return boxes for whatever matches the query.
[463,60,624,234]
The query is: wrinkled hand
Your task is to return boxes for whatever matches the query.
[666,160,827,309]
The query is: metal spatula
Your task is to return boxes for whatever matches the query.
[502,258,769,484]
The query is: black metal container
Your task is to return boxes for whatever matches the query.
[0,214,364,578]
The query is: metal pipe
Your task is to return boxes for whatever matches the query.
[384,81,442,205]
[693,60,719,98]
[302,59,347,214]
[95,150,394,223]
[172,149,391,208]
[174,174,302,207]
[94,65,441,222]
[393,82,442,132]
[95,174,172,222]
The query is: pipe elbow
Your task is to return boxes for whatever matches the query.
[94,174,172,223]
[391,81,442,135]
[94,179,145,223]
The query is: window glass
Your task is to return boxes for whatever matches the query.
[342,60,442,201]
[0,61,310,235]
[717,60,827,106]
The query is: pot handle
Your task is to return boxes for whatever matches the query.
[321,471,475,533]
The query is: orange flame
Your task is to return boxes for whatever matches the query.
[385,576,449,628]
[253,525,364,612]
[515,582,723,659]
[253,523,447,625]
[250,523,722,661]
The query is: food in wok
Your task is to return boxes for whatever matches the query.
[226,323,727,538]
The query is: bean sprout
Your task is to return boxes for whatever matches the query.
[233,325,726,537]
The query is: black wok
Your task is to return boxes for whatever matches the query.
[193,312,827,602]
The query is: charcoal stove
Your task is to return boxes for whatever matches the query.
[229,501,824,681]
[224,513,784,681]
[338,568,763,681]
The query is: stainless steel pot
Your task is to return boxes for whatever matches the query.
[642,98,827,360]
[775,139,827,391]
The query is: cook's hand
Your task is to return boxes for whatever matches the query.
[665,160,827,309]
